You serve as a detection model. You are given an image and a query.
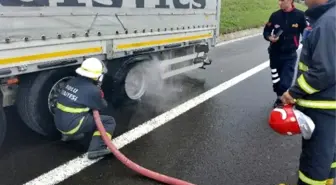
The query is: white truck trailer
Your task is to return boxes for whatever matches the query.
[0,0,221,149]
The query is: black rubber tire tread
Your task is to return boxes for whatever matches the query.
[103,55,152,106]
[0,105,6,150]
[16,67,77,138]
[111,62,139,105]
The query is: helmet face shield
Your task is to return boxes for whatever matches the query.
[293,110,315,140]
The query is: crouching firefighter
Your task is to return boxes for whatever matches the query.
[280,0,336,184]
[54,57,116,160]
[263,0,307,107]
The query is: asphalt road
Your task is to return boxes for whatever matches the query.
[0,35,303,185]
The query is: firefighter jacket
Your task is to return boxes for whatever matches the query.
[54,76,108,134]
[288,0,336,116]
[263,7,307,56]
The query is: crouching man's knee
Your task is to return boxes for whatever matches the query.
[99,115,116,135]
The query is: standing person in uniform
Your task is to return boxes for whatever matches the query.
[263,0,307,107]
[54,57,116,160]
[281,0,336,184]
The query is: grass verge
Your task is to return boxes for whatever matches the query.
[220,0,308,34]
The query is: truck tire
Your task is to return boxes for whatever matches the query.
[0,105,6,150]
[103,55,154,106]
[16,67,77,138]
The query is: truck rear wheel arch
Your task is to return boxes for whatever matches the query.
[15,67,77,138]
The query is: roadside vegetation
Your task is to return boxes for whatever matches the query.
[220,0,308,34]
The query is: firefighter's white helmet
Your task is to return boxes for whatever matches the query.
[76,57,103,79]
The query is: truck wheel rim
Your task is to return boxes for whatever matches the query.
[48,76,74,115]
[124,66,147,100]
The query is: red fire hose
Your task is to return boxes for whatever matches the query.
[93,110,196,185]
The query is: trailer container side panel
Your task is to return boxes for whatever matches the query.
[0,29,214,77]
[0,0,218,43]
[0,29,213,66]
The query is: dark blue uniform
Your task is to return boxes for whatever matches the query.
[288,0,336,184]
[263,6,307,106]
[54,76,116,159]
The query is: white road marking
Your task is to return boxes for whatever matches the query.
[23,34,301,185]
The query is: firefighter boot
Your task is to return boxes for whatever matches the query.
[61,133,85,142]
[87,136,112,160]
[326,178,334,185]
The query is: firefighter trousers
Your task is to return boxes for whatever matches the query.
[297,109,336,185]
[269,53,297,97]
[58,113,116,152]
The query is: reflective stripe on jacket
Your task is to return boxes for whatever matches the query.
[288,0,336,115]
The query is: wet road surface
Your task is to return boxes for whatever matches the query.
[0,35,303,185]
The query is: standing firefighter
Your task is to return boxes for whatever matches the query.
[281,0,336,184]
[263,0,307,107]
[54,57,116,160]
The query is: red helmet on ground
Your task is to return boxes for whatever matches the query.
[268,104,315,140]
